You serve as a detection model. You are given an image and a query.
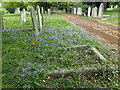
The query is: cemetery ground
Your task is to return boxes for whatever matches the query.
[2,12,118,88]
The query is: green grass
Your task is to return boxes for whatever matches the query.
[88,8,119,25]
[2,13,118,88]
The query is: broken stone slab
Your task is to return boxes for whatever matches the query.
[46,64,115,77]
[66,44,107,63]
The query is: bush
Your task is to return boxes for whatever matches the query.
[6,7,15,13]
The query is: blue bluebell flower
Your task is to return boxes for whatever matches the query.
[38,64,42,68]
[21,74,26,77]
[33,71,37,74]
[27,62,32,65]
[22,67,30,71]
[73,56,79,60]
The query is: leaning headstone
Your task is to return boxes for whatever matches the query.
[23,9,26,22]
[37,6,42,32]
[48,9,51,16]
[73,8,77,14]
[87,7,91,17]
[94,6,98,17]
[77,7,82,15]
[98,3,104,17]
[30,6,39,36]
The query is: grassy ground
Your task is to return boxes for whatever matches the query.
[2,13,118,88]
[88,8,119,25]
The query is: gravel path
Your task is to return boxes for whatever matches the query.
[60,13,119,51]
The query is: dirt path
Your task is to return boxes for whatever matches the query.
[60,13,119,51]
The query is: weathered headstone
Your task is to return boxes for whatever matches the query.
[94,6,98,17]
[73,8,77,15]
[71,8,74,14]
[48,9,51,16]
[20,9,26,23]
[110,5,113,8]
[98,3,104,17]
[15,8,20,13]
[87,7,91,17]
[20,10,24,23]
[114,5,118,8]
[23,9,26,22]
[63,9,66,13]
[77,7,82,15]
[37,6,42,32]
[0,10,4,30]
[41,7,44,26]
[91,7,94,17]
[30,6,39,36]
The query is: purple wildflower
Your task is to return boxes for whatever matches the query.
[27,62,32,65]
[21,74,26,77]
[21,67,30,71]
[73,56,79,60]
[38,64,42,68]
[33,71,37,74]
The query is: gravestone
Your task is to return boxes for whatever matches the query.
[91,7,94,17]
[30,6,39,36]
[110,5,113,8]
[94,6,98,17]
[98,3,104,17]
[87,7,91,17]
[20,9,26,23]
[37,6,42,32]
[71,8,74,14]
[41,7,44,26]
[0,10,4,30]
[20,10,24,23]
[114,5,118,8]
[48,9,51,16]
[63,9,66,13]
[77,7,82,15]
[15,8,20,13]
[73,8,77,14]
[23,9,26,22]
